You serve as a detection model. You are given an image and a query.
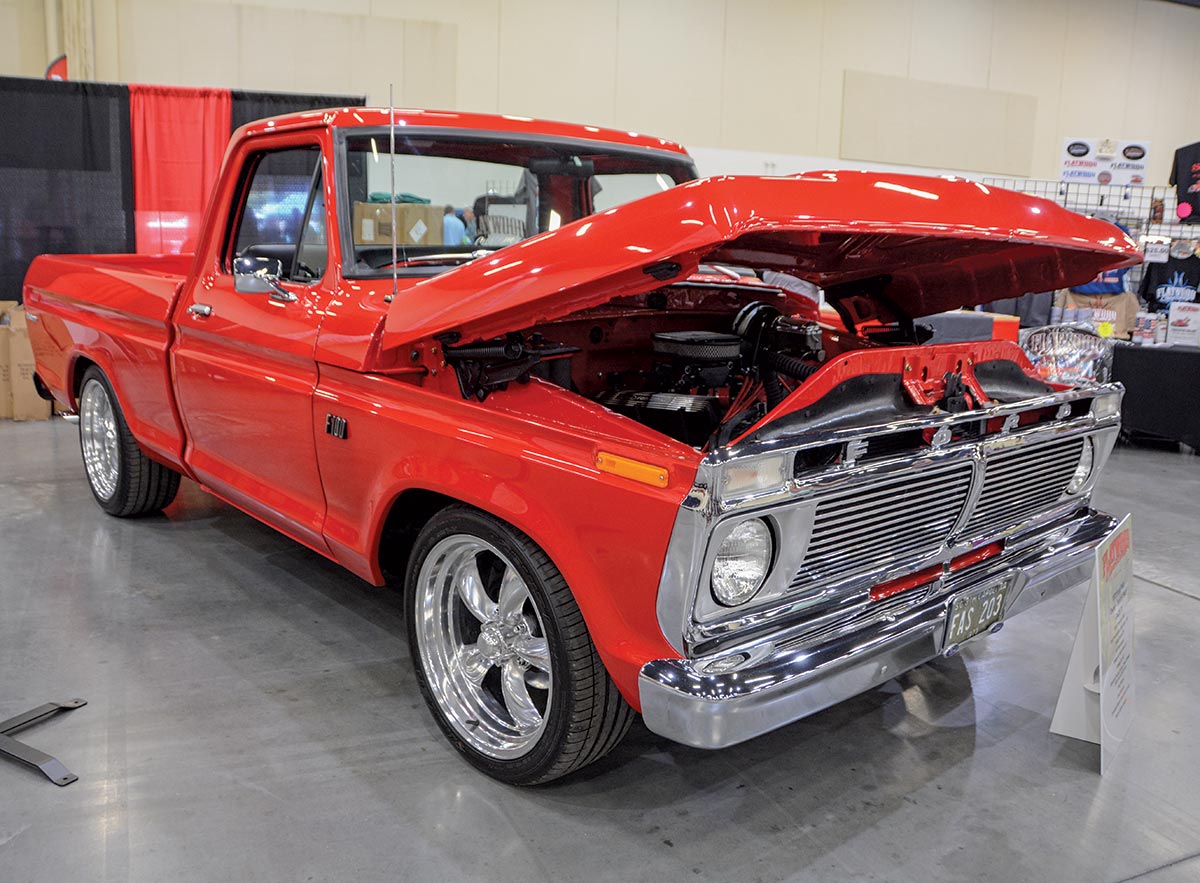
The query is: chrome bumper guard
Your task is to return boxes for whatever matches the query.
[638,508,1116,750]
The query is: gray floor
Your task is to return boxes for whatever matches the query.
[1,418,1198,883]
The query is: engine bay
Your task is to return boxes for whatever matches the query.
[434,275,1064,453]
[445,281,855,450]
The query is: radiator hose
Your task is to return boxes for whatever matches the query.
[764,350,820,381]
[763,369,787,410]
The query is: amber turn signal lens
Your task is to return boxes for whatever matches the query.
[595,452,669,488]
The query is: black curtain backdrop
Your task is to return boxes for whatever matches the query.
[0,77,134,303]
[0,78,365,302]
[230,89,364,134]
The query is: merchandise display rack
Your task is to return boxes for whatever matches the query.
[979,177,1198,291]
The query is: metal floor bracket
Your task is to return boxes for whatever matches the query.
[0,699,87,786]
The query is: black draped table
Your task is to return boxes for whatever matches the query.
[1111,344,1200,449]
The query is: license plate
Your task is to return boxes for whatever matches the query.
[945,578,1011,648]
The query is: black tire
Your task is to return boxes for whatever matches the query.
[77,366,180,517]
[405,505,634,785]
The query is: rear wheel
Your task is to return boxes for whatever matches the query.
[78,366,180,517]
[406,506,633,784]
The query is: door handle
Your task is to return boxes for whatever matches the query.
[188,303,213,318]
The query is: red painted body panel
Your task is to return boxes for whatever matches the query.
[735,340,1045,443]
[230,106,690,158]
[170,128,335,550]
[23,253,193,468]
[374,172,1140,358]
[20,108,1142,710]
[314,367,696,695]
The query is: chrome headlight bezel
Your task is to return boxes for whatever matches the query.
[710,517,775,607]
[1066,437,1095,495]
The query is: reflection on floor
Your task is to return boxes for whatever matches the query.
[1,419,1197,883]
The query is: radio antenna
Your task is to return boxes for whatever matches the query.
[386,83,398,304]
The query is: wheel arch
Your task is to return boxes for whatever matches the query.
[376,487,461,584]
[68,354,102,409]
[365,475,681,707]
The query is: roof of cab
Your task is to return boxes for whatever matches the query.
[233,106,691,157]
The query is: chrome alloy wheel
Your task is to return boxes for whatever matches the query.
[415,535,553,759]
[79,378,120,501]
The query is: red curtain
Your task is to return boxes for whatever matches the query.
[129,84,231,254]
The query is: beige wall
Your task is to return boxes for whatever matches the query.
[0,0,49,77]
[2,0,1199,181]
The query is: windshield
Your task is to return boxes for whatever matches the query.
[339,131,695,275]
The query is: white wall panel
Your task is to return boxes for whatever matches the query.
[841,69,1036,176]
[614,0,726,146]
[117,0,241,88]
[10,0,1200,183]
[236,0,372,14]
[719,0,822,155]
[1125,0,1198,184]
[365,0,499,111]
[496,0,618,125]
[1056,0,1137,147]
[814,0,914,157]
[0,0,49,78]
[92,0,122,82]
[985,0,1068,180]
[347,15,407,106]
[402,19,458,110]
[908,0,993,87]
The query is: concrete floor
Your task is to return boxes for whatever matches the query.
[1,418,1198,883]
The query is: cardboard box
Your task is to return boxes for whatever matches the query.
[0,301,17,420]
[4,305,51,421]
[352,201,444,247]
[1166,301,1200,348]
[0,326,10,420]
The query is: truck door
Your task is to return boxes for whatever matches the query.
[171,137,332,552]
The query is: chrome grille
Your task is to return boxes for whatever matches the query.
[961,437,1084,539]
[788,461,974,595]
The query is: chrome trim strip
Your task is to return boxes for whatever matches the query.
[640,509,1117,749]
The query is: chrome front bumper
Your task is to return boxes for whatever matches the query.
[638,508,1116,750]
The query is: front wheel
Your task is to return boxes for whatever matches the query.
[78,366,180,517]
[406,506,633,784]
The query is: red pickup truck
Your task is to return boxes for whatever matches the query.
[23,108,1139,784]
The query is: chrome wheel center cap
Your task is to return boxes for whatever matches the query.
[478,624,509,662]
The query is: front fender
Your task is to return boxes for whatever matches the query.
[314,367,700,705]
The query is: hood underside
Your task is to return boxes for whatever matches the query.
[379,171,1142,352]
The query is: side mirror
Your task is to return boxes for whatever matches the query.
[233,256,296,302]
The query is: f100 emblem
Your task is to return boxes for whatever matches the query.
[325,414,348,439]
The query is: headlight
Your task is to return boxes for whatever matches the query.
[711,518,774,606]
[1066,438,1094,494]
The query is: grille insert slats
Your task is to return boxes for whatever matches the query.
[963,437,1084,538]
[785,435,1089,600]
[788,462,973,592]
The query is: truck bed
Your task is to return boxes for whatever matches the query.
[22,252,196,468]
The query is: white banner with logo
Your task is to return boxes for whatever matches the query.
[1060,139,1150,186]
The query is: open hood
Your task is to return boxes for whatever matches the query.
[379,171,1141,352]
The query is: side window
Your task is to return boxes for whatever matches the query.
[231,146,323,281]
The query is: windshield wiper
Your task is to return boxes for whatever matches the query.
[383,249,495,269]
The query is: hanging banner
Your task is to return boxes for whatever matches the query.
[1060,139,1150,186]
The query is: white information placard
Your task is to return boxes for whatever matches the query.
[1097,514,1134,773]
[1166,302,1200,348]
[1050,514,1134,774]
